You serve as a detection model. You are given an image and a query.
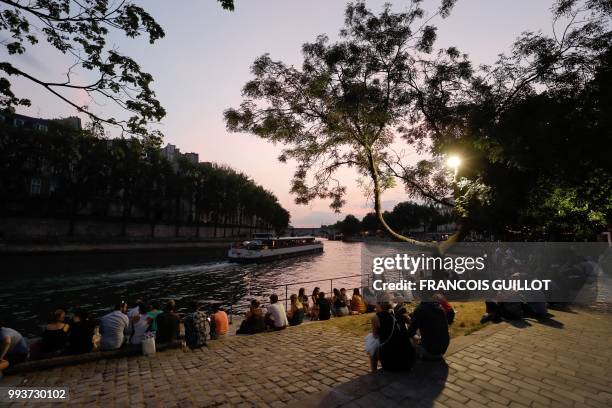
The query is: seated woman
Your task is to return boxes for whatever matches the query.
[298,288,310,317]
[350,288,367,314]
[310,287,320,321]
[41,309,70,354]
[332,288,349,317]
[316,292,332,321]
[366,294,415,372]
[287,294,305,326]
[66,309,95,355]
[237,300,266,335]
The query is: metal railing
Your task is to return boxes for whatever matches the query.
[267,274,365,310]
[222,273,368,323]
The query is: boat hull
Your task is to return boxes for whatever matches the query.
[228,243,324,263]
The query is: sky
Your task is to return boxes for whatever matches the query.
[5,0,557,227]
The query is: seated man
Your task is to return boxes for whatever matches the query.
[99,301,130,350]
[237,300,266,335]
[184,301,209,348]
[265,294,288,330]
[0,322,28,368]
[407,299,450,360]
[155,300,181,343]
[66,308,95,355]
[210,304,229,339]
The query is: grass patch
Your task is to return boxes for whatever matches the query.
[321,302,488,338]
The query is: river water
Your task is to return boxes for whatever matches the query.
[1,240,363,338]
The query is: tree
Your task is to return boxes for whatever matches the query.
[0,0,234,136]
[227,0,611,243]
[225,0,464,246]
[430,0,612,239]
[335,214,361,237]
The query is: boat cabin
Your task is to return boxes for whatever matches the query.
[245,236,317,250]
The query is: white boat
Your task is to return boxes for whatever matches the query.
[228,235,324,262]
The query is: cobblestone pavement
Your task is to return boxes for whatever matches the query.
[2,309,611,407]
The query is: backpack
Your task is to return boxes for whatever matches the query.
[378,313,416,371]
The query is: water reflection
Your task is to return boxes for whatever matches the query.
[1,240,363,337]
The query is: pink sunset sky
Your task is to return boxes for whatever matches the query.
[5,0,556,227]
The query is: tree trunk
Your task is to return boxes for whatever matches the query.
[174,196,180,238]
[213,214,218,238]
[367,150,431,247]
[121,202,130,237]
[195,212,200,238]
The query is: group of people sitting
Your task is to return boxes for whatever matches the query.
[236,287,370,334]
[99,299,231,350]
[365,293,454,372]
[1,288,457,378]
[0,298,232,378]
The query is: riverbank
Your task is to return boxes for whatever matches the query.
[2,308,610,407]
[0,239,235,255]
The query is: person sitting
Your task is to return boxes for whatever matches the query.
[287,294,305,326]
[481,290,524,323]
[41,309,70,354]
[298,288,310,317]
[184,301,209,348]
[66,308,95,355]
[310,287,320,321]
[316,292,332,321]
[129,302,152,346]
[407,298,450,360]
[366,294,415,372]
[237,300,267,335]
[210,304,229,339]
[350,288,367,314]
[99,301,130,350]
[433,294,455,325]
[127,299,143,319]
[146,301,163,333]
[332,288,349,317]
[155,300,180,343]
[393,296,411,324]
[0,321,28,368]
[265,294,288,330]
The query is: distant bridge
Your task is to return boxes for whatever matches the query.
[286,226,337,237]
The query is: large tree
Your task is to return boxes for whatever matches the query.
[226,0,611,243]
[431,0,612,239]
[225,0,464,246]
[0,0,234,136]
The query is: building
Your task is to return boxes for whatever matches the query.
[0,112,82,131]
[161,143,199,165]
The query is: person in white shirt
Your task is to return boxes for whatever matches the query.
[99,302,129,350]
[129,302,152,345]
[265,294,288,331]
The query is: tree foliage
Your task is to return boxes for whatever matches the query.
[0,0,234,137]
[0,120,289,237]
[227,0,611,242]
[432,0,612,238]
[225,0,463,245]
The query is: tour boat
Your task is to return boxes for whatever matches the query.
[228,235,324,262]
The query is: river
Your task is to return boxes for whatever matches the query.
[1,240,364,338]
